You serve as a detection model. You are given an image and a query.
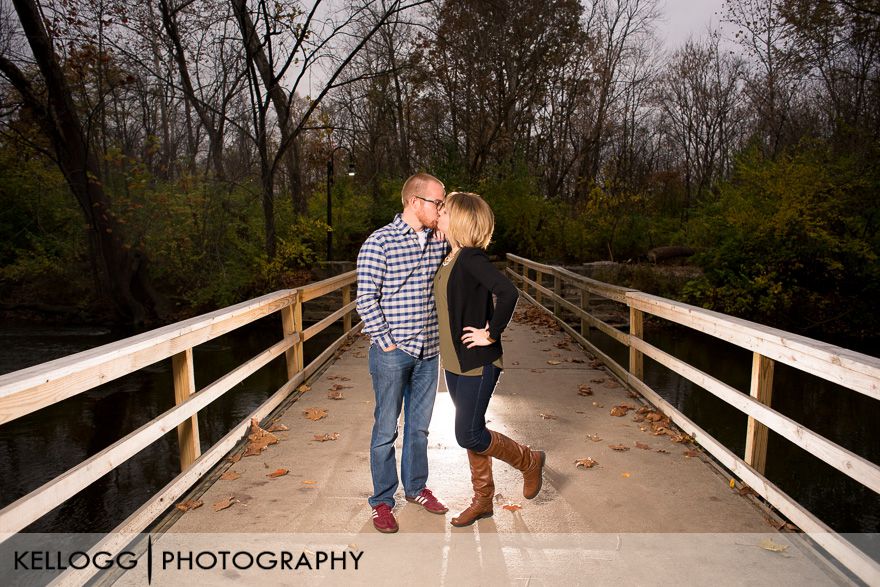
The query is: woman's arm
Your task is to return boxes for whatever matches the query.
[460,250,519,346]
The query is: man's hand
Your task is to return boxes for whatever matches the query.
[432,229,446,242]
[383,344,398,352]
[461,323,494,348]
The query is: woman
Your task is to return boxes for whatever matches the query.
[434,192,546,527]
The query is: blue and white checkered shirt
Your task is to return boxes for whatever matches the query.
[356,214,448,358]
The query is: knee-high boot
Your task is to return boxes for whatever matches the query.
[451,450,494,527]
[481,429,545,499]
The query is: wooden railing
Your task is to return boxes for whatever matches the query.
[0,271,359,582]
[507,253,880,585]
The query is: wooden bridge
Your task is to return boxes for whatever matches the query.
[0,255,877,586]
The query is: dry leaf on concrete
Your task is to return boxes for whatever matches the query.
[539,413,558,420]
[683,450,699,458]
[587,433,602,442]
[313,432,340,442]
[546,360,562,365]
[575,458,598,469]
[176,499,203,512]
[220,471,241,481]
[303,408,328,421]
[758,538,788,553]
[635,442,651,450]
[267,423,289,432]
[244,418,278,457]
[213,496,237,512]
[267,468,289,478]
[577,384,593,396]
[327,390,345,400]
[609,444,630,451]
[502,503,522,512]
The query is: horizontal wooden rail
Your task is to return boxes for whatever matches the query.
[626,291,880,401]
[0,270,360,547]
[506,254,880,585]
[0,290,298,426]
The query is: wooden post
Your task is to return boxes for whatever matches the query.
[172,348,201,470]
[535,270,543,306]
[745,353,775,474]
[628,307,644,381]
[342,284,352,332]
[281,297,300,379]
[580,288,588,336]
[553,274,561,316]
[521,264,528,294]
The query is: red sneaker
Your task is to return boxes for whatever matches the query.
[405,488,448,514]
[371,503,399,533]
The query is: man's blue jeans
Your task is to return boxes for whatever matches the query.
[368,345,439,508]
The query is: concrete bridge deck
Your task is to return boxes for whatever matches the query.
[118,304,853,586]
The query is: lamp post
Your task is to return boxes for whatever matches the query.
[326,146,356,261]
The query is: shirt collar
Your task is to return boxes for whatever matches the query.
[393,213,431,237]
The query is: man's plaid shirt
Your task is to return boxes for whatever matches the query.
[355,214,448,358]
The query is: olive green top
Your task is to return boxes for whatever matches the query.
[433,252,502,376]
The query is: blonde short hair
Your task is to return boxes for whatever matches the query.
[401,172,444,207]
[444,192,494,249]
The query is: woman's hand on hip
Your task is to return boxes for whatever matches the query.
[461,324,494,348]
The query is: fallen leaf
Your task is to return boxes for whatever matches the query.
[571,358,585,363]
[213,496,237,512]
[609,444,630,451]
[539,413,558,420]
[621,472,631,478]
[511,361,520,366]
[220,471,241,481]
[297,384,311,393]
[587,433,602,442]
[627,391,639,399]
[530,368,546,373]
[575,457,598,469]
[267,468,289,478]
[632,415,646,422]
[590,378,605,384]
[577,384,593,396]
[656,448,669,454]
[329,383,352,391]
[502,503,522,512]
[646,412,664,422]
[589,359,603,369]
[267,423,289,432]
[176,499,203,512]
[327,390,345,400]
[635,442,650,450]
[592,402,605,408]
[738,485,758,497]
[683,449,699,458]
[610,404,634,417]
[606,381,621,388]
[303,408,328,421]
[354,352,366,358]
[313,432,340,442]
[302,480,317,485]
[546,360,562,365]
[758,538,788,553]
[243,418,278,457]
[227,453,242,464]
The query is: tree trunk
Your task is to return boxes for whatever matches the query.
[5,0,159,323]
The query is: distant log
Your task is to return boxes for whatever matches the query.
[647,246,696,263]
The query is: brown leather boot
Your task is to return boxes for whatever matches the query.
[451,450,494,527]
[483,430,545,499]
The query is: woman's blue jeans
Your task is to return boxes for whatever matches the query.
[445,364,502,453]
[368,345,439,508]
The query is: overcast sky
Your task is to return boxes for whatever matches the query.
[658,0,727,50]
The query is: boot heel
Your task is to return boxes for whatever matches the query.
[524,450,545,500]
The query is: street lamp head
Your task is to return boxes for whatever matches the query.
[347,160,356,176]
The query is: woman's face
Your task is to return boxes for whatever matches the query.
[437,205,450,235]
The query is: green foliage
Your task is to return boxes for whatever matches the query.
[683,142,880,336]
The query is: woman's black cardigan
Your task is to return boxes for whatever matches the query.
[446,247,519,372]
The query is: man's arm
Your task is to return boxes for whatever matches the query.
[355,237,396,350]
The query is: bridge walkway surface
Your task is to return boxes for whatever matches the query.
[116,302,854,586]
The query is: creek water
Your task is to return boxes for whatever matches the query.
[0,316,341,534]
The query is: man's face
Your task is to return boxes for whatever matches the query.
[413,182,446,230]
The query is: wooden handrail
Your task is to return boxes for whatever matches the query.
[0,270,360,544]
[506,254,880,585]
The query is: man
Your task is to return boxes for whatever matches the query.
[355,172,449,533]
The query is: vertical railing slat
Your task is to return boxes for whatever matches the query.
[745,352,775,474]
[628,307,644,381]
[171,348,201,470]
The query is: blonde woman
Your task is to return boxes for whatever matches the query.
[434,192,546,527]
